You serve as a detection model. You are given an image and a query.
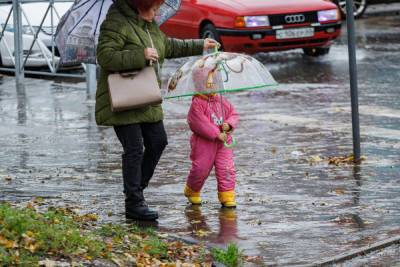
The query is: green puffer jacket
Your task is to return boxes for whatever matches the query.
[95,0,204,126]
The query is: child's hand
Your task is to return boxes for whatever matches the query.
[217,132,227,142]
[222,123,231,132]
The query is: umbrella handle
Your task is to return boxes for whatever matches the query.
[224,136,237,149]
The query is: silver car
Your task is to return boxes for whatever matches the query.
[0,3,71,68]
[333,0,400,18]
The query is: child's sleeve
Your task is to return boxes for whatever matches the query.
[188,101,221,141]
[224,100,239,131]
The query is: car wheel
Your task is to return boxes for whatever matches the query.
[337,0,368,19]
[200,23,222,47]
[303,47,331,57]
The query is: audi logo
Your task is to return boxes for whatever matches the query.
[285,14,306,24]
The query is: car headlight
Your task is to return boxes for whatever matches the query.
[235,16,270,27]
[318,9,339,22]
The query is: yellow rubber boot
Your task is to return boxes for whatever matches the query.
[218,191,237,208]
[184,185,202,205]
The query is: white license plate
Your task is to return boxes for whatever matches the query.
[276,27,314,40]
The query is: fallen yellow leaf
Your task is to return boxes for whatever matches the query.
[84,213,98,221]
[334,188,345,195]
[84,255,93,261]
[142,244,151,252]
[328,154,366,165]
[0,235,18,249]
[26,243,39,253]
[310,155,323,162]
[26,231,35,237]
[194,229,210,237]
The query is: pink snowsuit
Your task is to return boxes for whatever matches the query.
[186,94,239,193]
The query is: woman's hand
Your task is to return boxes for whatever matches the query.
[217,132,227,142]
[204,38,220,50]
[144,48,159,62]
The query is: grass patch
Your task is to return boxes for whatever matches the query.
[142,236,169,259]
[0,202,213,266]
[212,243,244,267]
[0,203,106,265]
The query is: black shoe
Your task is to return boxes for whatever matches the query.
[125,205,158,221]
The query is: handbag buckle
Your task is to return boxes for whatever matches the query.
[119,71,139,78]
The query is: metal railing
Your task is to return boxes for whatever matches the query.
[0,0,96,91]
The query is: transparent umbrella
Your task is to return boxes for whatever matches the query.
[165,50,278,148]
[166,51,277,99]
[55,0,181,65]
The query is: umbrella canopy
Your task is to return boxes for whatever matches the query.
[165,51,278,99]
[55,0,181,65]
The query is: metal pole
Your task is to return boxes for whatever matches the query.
[50,0,56,72]
[12,0,24,88]
[85,64,97,97]
[345,0,361,162]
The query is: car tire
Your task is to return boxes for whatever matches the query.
[200,23,222,48]
[303,47,331,57]
[336,0,368,19]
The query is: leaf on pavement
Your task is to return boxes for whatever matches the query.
[194,229,211,237]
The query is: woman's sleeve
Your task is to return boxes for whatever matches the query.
[188,100,221,141]
[164,35,204,59]
[97,20,147,72]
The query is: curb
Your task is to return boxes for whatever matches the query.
[312,235,400,266]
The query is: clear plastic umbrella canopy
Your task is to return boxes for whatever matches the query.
[55,0,181,65]
[165,51,277,99]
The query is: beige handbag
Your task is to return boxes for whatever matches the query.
[107,28,162,112]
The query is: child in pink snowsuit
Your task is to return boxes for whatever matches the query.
[184,64,239,208]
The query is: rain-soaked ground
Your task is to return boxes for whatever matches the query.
[1,7,400,266]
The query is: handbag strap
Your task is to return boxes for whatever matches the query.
[145,26,161,75]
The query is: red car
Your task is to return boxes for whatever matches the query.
[161,0,342,56]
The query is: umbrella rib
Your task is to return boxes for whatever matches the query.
[163,0,180,10]
[94,0,106,37]
[68,0,100,35]
[71,0,95,12]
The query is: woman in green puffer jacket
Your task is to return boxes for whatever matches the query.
[96,0,219,221]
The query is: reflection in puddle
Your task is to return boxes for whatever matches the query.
[184,205,238,245]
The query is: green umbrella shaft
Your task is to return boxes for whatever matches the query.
[163,83,278,99]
